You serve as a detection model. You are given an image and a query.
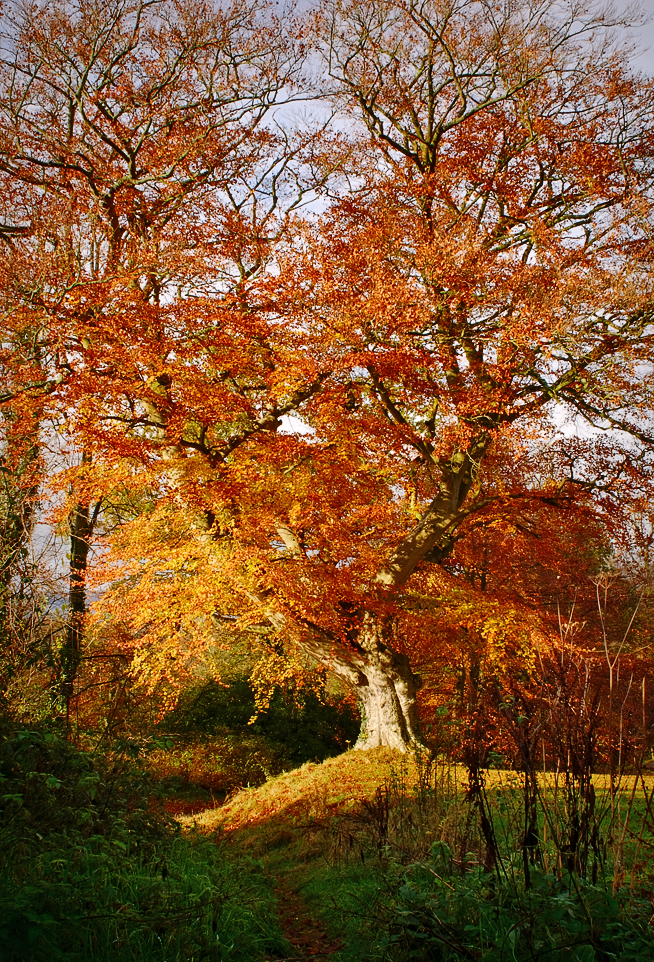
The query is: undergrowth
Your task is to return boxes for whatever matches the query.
[0,723,288,961]
[323,755,654,961]
[378,858,653,961]
[195,749,654,962]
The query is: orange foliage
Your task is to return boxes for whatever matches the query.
[2,0,654,746]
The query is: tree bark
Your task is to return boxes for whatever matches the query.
[60,498,91,717]
[60,452,102,729]
[340,447,487,749]
[351,616,423,750]
[275,610,424,751]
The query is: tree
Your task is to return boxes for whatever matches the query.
[0,399,42,701]
[0,0,327,711]
[0,194,54,710]
[3,0,654,750]
[294,0,654,746]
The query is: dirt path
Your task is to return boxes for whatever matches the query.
[178,751,405,960]
[267,871,344,961]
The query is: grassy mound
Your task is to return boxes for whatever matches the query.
[182,746,407,836]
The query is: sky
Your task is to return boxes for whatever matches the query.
[617,1,654,72]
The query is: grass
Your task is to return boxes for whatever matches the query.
[180,751,654,961]
[183,747,405,834]
[0,726,290,962]
[6,721,654,961]
[2,832,291,962]
[182,748,407,960]
[182,750,482,959]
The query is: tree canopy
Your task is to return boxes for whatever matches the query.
[1,0,654,749]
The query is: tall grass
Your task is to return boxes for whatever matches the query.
[314,751,654,961]
[311,607,654,961]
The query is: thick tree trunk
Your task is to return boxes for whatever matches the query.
[295,612,424,752]
[353,648,423,750]
[238,444,492,753]
[338,446,488,749]
[351,614,423,750]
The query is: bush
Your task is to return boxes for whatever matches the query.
[159,677,360,767]
[378,854,654,961]
[0,726,168,845]
[0,725,288,961]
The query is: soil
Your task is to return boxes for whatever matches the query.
[267,872,344,961]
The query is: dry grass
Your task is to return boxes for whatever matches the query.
[179,747,406,835]
[179,750,654,839]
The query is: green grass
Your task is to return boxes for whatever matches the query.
[298,862,384,961]
[7,723,654,962]
[0,726,289,962]
[183,751,654,961]
[2,833,289,962]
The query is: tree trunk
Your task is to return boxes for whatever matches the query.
[340,447,489,749]
[353,649,423,750]
[61,498,91,718]
[350,614,422,750]
[293,612,424,752]
[234,444,491,753]
[60,450,101,729]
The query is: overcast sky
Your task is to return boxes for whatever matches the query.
[615,1,654,73]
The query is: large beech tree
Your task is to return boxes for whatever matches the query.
[3,0,654,749]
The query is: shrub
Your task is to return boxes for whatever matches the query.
[0,725,288,961]
[378,855,654,962]
[159,677,360,768]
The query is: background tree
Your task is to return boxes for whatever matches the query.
[0,164,58,714]
[0,0,330,713]
[0,399,43,704]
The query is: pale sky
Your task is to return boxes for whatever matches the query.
[618,0,654,73]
